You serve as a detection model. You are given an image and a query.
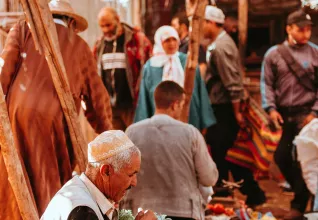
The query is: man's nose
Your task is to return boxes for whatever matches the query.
[102,27,109,33]
[131,175,137,187]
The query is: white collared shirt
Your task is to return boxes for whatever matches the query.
[79,174,115,219]
[53,18,67,27]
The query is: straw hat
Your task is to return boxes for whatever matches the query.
[88,130,135,163]
[49,0,88,32]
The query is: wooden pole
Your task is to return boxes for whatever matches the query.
[181,0,208,123]
[0,28,8,38]
[238,0,248,68]
[0,84,39,219]
[18,0,87,170]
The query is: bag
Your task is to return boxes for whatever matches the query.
[226,98,282,172]
[277,44,316,92]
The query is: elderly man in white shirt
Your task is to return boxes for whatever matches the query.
[41,130,156,220]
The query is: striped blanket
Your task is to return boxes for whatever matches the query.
[226,98,282,171]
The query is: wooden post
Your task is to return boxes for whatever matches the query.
[181,0,208,123]
[0,83,39,219]
[238,0,248,68]
[18,0,87,171]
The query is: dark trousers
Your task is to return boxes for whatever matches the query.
[206,104,265,205]
[275,108,311,212]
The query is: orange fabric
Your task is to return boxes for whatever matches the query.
[0,21,112,219]
[226,99,282,172]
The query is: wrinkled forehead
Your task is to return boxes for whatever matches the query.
[98,12,117,24]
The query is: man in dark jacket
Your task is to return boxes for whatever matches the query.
[93,7,152,131]
[261,9,318,219]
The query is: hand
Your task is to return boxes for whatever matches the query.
[269,110,284,129]
[135,209,157,220]
[302,113,316,128]
[235,112,246,128]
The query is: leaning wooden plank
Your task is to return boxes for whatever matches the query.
[0,83,39,219]
[181,0,208,123]
[18,0,87,171]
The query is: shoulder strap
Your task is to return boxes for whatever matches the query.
[277,44,315,92]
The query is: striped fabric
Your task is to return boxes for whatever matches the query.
[226,98,282,171]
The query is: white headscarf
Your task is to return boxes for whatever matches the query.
[150,26,185,88]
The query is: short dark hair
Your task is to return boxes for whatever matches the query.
[172,12,190,29]
[154,81,185,109]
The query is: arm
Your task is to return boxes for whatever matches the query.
[0,22,22,94]
[192,127,218,186]
[134,66,152,123]
[213,45,244,125]
[260,51,284,128]
[132,32,152,103]
[213,46,244,103]
[81,43,113,133]
[67,206,99,220]
[260,53,277,111]
[311,78,318,114]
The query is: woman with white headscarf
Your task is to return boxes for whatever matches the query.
[134,26,216,130]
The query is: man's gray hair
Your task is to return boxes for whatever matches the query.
[90,145,140,172]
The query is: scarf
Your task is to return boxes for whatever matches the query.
[150,26,185,88]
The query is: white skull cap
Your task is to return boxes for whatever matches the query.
[205,5,225,24]
[88,130,135,163]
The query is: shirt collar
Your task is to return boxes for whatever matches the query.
[53,18,67,27]
[180,35,189,45]
[79,173,115,219]
[206,30,226,62]
[283,40,308,49]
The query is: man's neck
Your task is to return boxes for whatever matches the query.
[211,28,224,42]
[154,110,179,120]
[180,31,188,41]
[287,36,307,48]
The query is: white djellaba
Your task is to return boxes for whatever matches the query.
[294,118,318,195]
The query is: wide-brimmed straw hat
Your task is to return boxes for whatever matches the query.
[49,0,88,32]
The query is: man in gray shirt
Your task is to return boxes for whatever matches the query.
[261,9,318,219]
[122,81,218,220]
[203,5,265,207]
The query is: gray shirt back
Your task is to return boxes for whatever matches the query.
[122,114,218,219]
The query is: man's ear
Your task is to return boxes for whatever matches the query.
[286,25,292,35]
[100,164,112,176]
[170,101,178,111]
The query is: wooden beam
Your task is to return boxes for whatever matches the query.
[238,0,248,68]
[0,12,24,16]
[18,0,87,171]
[181,0,208,122]
[0,28,7,37]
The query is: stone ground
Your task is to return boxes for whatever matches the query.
[235,179,293,219]
[211,179,313,219]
